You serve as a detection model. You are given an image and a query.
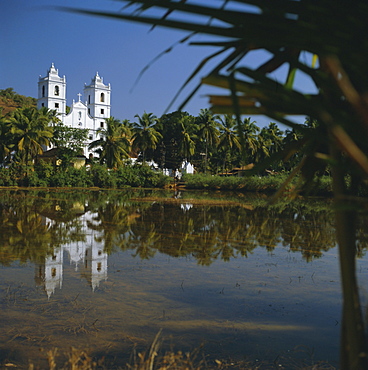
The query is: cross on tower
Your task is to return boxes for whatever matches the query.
[77,93,82,102]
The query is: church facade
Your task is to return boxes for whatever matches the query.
[37,63,111,157]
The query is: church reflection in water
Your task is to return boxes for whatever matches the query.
[35,211,108,298]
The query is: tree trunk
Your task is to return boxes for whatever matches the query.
[330,143,368,370]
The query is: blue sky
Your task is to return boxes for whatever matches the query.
[1,0,313,127]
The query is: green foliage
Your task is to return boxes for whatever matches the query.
[90,164,117,188]
[89,116,131,169]
[48,170,70,187]
[149,111,196,171]
[34,160,54,180]
[115,164,170,188]
[47,167,91,188]
[0,87,37,107]
[183,173,293,193]
[7,106,54,171]
[0,168,17,186]
[114,165,141,187]
[132,112,162,164]
[25,171,48,187]
[52,122,89,157]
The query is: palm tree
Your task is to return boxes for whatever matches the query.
[178,115,196,161]
[0,117,11,165]
[8,107,53,168]
[196,109,219,173]
[217,115,241,172]
[260,123,284,156]
[38,106,60,127]
[239,117,259,165]
[132,112,162,163]
[89,116,131,169]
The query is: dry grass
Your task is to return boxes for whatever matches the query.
[25,331,336,370]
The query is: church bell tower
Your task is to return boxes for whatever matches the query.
[37,63,66,118]
[84,72,111,129]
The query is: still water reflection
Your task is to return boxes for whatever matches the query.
[0,189,367,368]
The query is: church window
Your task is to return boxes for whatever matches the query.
[41,103,44,107]
[100,93,105,102]
[55,103,59,108]
[42,85,45,97]
[100,122,104,128]
[78,111,82,119]
[51,268,56,277]
[52,254,57,261]
[101,109,104,115]
[88,95,91,104]
[88,108,90,115]
[89,135,93,140]
[98,250,102,256]
[54,86,59,96]
[97,262,102,272]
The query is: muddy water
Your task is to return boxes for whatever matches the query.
[0,189,367,368]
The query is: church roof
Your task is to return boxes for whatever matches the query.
[85,72,110,89]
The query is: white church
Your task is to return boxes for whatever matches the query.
[37,63,111,157]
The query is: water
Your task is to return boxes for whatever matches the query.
[0,189,367,368]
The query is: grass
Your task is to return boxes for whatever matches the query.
[24,331,336,370]
[182,173,334,196]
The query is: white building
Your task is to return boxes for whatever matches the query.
[37,63,111,157]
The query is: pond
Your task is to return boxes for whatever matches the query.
[0,189,367,369]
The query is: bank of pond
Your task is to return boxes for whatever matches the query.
[0,162,335,197]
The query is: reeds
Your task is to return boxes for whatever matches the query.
[27,331,336,370]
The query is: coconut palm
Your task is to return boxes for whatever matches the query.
[38,106,60,127]
[260,123,284,156]
[132,112,162,163]
[0,118,11,165]
[178,115,196,161]
[89,116,131,169]
[239,117,260,165]
[217,115,241,172]
[8,107,53,168]
[196,109,219,173]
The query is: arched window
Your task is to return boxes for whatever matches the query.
[42,86,45,97]
[88,95,91,104]
[54,86,59,96]
[100,92,105,102]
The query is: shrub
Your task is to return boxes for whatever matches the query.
[49,169,71,187]
[90,164,117,188]
[115,164,170,188]
[134,164,170,188]
[25,171,48,187]
[183,173,291,192]
[67,167,93,188]
[115,165,142,187]
[34,160,54,182]
[0,168,17,186]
